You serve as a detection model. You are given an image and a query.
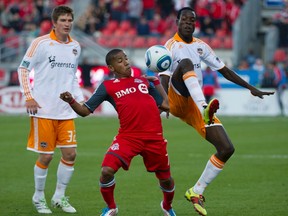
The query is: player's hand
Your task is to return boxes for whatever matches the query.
[250,88,275,99]
[25,99,41,115]
[60,91,73,103]
[159,107,170,119]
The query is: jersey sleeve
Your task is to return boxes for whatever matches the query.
[17,38,42,101]
[71,45,84,103]
[84,82,109,112]
[201,43,225,71]
[148,82,163,107]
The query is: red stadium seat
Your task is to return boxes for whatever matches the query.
[119,20,131,31]
[273,49,287,62]
[210,37,222,49]
[223,37,233,49]
[132,37,146,48]
[147,37,159,47]
[106,20,118,32]
[40,20,52,35]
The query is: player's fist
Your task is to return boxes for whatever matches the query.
[60,91,73,103]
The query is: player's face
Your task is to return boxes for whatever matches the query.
[109,51,132,78]
[177,10,196,41]
[53,13,73,41]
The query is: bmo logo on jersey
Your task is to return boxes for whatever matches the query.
[115,83,148,98]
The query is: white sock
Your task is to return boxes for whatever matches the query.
[33,165,48,200]
[52,161,74,200]
[193,157,223,195]
[183,72,207,112]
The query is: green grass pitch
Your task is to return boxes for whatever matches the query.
[0,115,287,215]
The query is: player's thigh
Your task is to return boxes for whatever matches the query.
[27,117,57,153]
[142,139,170,172]
[56,119,77,147]
[102,135,142,171]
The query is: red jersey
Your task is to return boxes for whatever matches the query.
[85,77,163,136]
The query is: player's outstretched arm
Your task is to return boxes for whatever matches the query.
[60,91,91,117]
[146,76,170,118]
[218,66,275,99]
[159,74,170,94]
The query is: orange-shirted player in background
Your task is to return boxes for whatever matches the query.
[159,7,274,216]
[18,5,84,214]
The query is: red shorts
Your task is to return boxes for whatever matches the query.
[102,134,171,175]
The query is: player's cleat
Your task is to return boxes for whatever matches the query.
[185,187,207,216]
[51,196,76,213]
[203,98,219,125]
[160,201,176,216]
[32,197,52,214]
[100,207,118,216]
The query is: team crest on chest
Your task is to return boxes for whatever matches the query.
[72,49,78,56]
[197,48,203,55]
[134,78,143,83]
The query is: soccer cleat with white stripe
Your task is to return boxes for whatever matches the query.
[51,196,76,213]
[100,207,118,216]
[160,201,176,216]
[32,197,52,214]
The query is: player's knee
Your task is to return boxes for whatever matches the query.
[38,154,53,166]
[159,176,174,189]
[62,150,76,161]
[219,145,235,158]
[101,166,115,181]
[179,58,194,71]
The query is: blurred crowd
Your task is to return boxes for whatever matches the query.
[75,0,246,39]
[0,0,70,36]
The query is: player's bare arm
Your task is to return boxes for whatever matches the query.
[218,66,275,98]
[159,75,170,94]
[60,92,90,117]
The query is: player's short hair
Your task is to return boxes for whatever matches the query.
[177,7,196,20]
[51,5,74,23]
[106,49,123,65]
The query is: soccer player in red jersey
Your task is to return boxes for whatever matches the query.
[60,49,176,216]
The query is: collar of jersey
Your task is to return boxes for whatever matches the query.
[174,32,196,44]
[50,30,72,44]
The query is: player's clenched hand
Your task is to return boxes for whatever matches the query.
[60,91,73,103]
[25,99,41,115]
[250,88,275,99]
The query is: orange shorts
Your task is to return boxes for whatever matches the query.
[168,85,221,138]
[27,117,77,154]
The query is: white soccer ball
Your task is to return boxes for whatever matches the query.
[145,45,172,73]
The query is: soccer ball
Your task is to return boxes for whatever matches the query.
[145,45,172,73]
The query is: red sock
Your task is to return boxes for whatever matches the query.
[100,184,116,209]
[161,181,175,210]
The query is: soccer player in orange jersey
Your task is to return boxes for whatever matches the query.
[18,6,83,214]
[159,7,274,216]
[60,49,176,216]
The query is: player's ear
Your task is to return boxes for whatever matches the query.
[108,65,114,71]
[176,19,179,25]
